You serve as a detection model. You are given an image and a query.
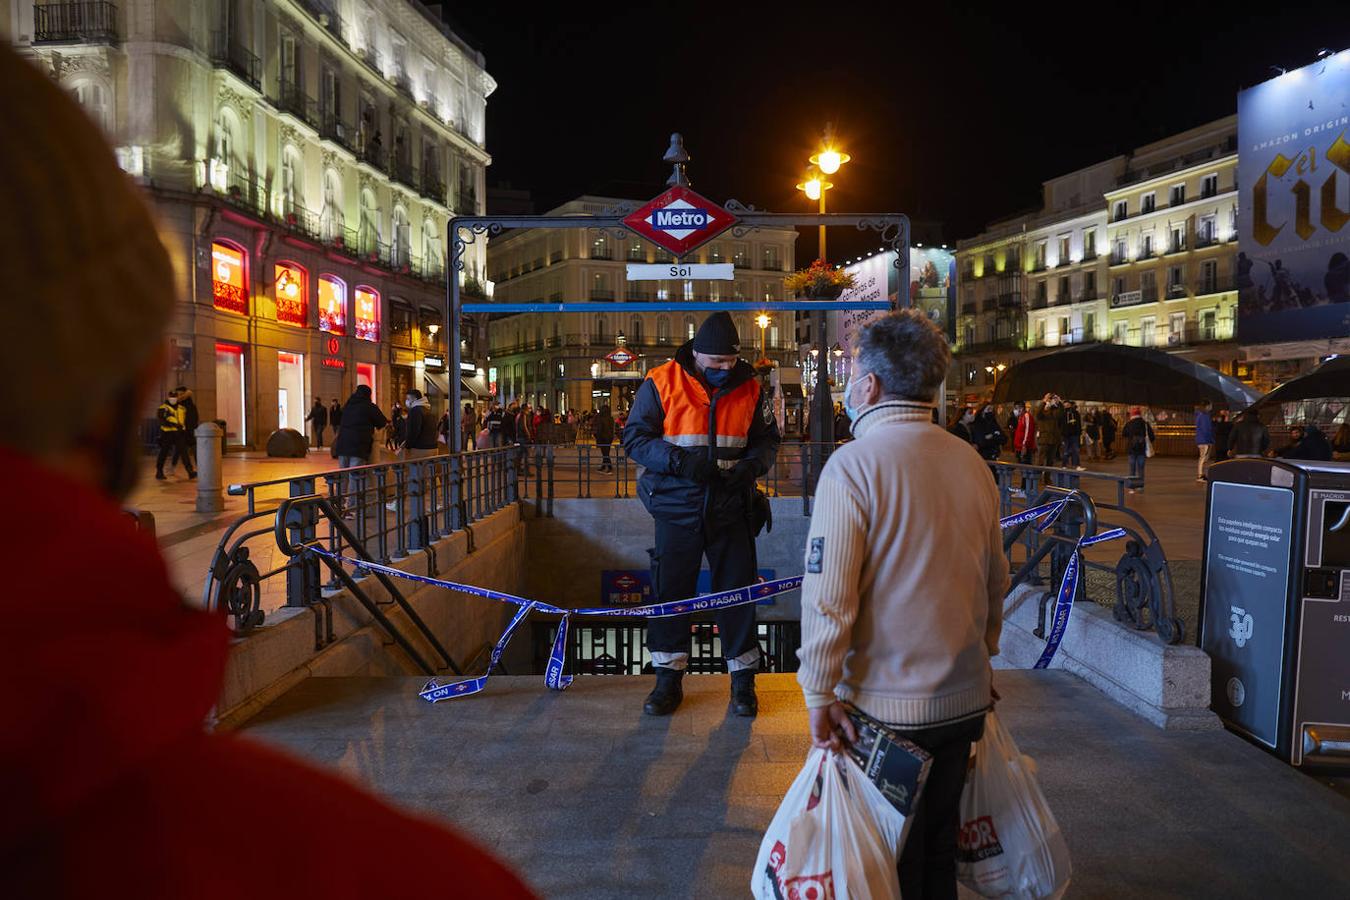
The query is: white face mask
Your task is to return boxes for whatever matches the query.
[843,372,871,422]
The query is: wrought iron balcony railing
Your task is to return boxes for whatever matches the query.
[209,31,260,90]
[34,1,118,44]
[276,79,318,129]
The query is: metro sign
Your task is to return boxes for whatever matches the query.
[623,185,737,258]
[606,347,636,368]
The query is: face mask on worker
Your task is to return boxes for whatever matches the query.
[703,367,732,388]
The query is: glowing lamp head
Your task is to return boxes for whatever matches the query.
[810,148,850,175]
[756,314,771,329]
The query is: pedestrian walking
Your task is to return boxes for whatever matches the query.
[1060,400,1084,470]
[332,384,388,510]
[1035,394,1063,468]
[1099,409,1118,459]
[1194,400,1216,482]
[833,403,851,443]
[305,398,329,448]
[971,403,1007,460]
[593,403,616,472]
[1334,423,1350,462]
[1012,401,1037,498]
[462,403,479,450]
[1276,423,1332,461]
[330,398,343,434]
[949,406,975,443]
[154,390,196,480]
[171,385,200,472]
[502,400,519,447]
[622,312,781,718]
[1084,408,1101,461]
[485,403,504,447]
[387,405,406,451]
[798,310,1007,897]
[1228,410,1270,458]
[1122,407,1155,494]
[1213,410,1233,462]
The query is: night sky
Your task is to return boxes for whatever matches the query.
[441,2,1349,262]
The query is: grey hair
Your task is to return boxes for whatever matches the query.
[856,310,951,402]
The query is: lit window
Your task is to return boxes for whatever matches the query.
[354,285,380,341]
[211,241,247,315]
[319,275,346,335]
[274,262,308,326]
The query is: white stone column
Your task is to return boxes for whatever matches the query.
[195,422,224,513]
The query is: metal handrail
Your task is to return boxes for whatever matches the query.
[208,447,524,634]
[992,461,1182,643]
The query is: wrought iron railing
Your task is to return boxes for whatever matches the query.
[209,31,260,88]
[206,448,525,635]
[991,462,1182,644]
[276,79,319,129]
[34,1,118,43]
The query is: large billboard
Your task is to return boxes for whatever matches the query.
[1238,51,1350,343]
[830,247,954,357]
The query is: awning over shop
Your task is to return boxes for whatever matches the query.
[780,383,804,399]
[423,370,450,397]
[461,376,491,398]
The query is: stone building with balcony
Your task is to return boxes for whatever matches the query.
[485,196,799,415]
[1102,116,1240,374]
[952,116,1241,405]
[6,0,492,447]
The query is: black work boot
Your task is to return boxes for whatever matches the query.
[643,666,684,716]
[730,669,758,718]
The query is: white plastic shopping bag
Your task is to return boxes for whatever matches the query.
[956,712,1071,899]
[752,748,905,900]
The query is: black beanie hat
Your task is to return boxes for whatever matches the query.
[692,312,741,355]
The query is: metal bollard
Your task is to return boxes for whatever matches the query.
[195,422,224,513]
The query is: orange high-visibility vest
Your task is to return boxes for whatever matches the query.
[646,360,762,467]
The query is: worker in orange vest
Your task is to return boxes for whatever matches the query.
[622,312,782,718]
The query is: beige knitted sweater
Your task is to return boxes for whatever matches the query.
[796,402,1009,726]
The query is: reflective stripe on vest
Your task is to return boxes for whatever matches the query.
[647,360,759,465]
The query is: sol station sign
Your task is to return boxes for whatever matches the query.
[623,185,737,258]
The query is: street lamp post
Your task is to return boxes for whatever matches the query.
[756,312,770,360]
[797,124,849,464]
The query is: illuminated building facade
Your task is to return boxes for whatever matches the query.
[8,0,493,445]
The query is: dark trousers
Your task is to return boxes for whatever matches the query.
[893,714,987,900]
[599,444,612,467]
[312,424,325,448]
[1063,434,1080,467]
[156,432,194,476]
[646,517,758,664]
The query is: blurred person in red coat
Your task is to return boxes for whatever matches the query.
[0,46,535,900]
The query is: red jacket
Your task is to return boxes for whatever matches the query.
[0,447,537,899]
[1013,412,1037,453]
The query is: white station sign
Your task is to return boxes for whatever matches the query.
[625,263,734,281]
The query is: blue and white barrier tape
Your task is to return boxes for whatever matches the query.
[307,490,1121,700]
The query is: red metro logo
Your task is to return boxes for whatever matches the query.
[622,185,737,258]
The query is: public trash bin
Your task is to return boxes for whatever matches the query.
[1200,458,1350,770]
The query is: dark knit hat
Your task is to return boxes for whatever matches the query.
[692,312,741,355]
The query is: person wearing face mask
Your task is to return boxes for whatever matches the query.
[0,47,536,899]
[622,312,782,718]
[154,390,195,481]
[799,311,1007,897]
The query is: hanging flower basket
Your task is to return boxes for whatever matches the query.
[784,258,855,301]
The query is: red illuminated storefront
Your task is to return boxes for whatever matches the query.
[274,262,307,327]
[211,241,247,314]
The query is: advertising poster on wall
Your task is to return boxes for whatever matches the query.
[831,248,954,358]
[1237,51,1350,343]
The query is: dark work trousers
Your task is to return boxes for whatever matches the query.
[646,517,759,667]
[1062,434,1081,468]
[892,714,987,900]
[157,432,194,476]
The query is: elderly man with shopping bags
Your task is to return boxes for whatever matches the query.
[796,310,1009,899]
